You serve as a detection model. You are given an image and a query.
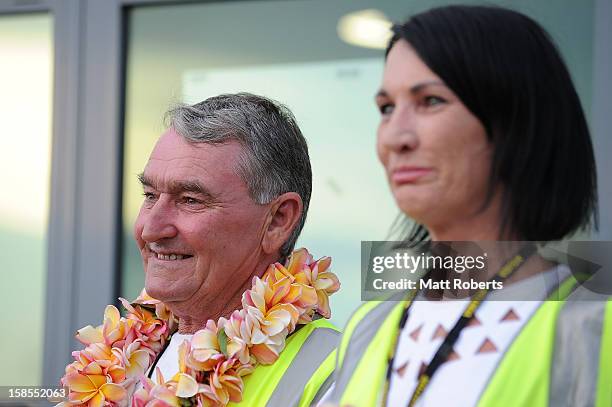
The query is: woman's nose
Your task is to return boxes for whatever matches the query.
[380,105,419,152]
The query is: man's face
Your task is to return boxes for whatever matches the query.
[133,129,270,306]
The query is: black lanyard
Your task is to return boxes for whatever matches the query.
[382,243,537,407]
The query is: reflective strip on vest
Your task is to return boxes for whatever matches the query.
[267,327,338,406]
[476,300,564,406]
[549,286,608,407]
[230,319,338,407]
[300,349,337,407]
[596,300,612,407]
[476,275,579,406]
[328,300,403,405]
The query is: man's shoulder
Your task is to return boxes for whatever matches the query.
[237,319,339,405]
[296,317,340,334]
[285,318,340,355]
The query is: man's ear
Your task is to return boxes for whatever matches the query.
[261,192,303,256]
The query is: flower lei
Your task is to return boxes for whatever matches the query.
[59,248,340,407]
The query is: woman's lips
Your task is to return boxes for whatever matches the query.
[391,167,432,184]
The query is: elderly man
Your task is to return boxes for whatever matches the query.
[61,93,339,407]
[134,93,339,405]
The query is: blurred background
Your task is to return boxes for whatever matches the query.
[0,0,610,388]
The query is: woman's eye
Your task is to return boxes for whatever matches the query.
[423,96,446,107]
[379,103,394,115]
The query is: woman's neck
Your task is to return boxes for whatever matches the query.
[427,210,508,242]
[424,242,556,301]
[426,188,508,242]
[422,195,555,293]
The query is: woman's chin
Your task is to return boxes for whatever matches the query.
[394,193,434,222]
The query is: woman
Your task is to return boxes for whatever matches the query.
[326,5,611,407]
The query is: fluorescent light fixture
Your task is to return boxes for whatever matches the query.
[337,9,392,50]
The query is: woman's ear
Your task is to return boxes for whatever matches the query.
[261,192,303,256]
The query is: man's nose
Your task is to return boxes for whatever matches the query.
[140,198,178,242]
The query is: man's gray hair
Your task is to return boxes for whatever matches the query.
[166,93,312,261]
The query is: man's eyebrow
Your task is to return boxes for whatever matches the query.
[137,173,152,187]
[137,173,216,199]
[167,180,214,197]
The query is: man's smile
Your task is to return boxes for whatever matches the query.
[148,245,194,261]
[152,252,192,261]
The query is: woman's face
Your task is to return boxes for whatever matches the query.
[376,39,493,231]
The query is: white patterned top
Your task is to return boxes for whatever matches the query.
[386,264,570,407]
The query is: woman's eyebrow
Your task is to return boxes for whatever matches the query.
[375,80,446,99]
[409,80,446,94]
[375,89,388,99]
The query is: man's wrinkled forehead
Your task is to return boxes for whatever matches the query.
[149,128,202,159]
[148,128,239,165]
[142,128,246,191]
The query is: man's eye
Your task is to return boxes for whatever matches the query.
[143,192,157,201]
[378,104,394,115]
[423,96,446,107]
[183,197,201,205]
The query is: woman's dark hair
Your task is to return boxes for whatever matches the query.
[388,5,598,241]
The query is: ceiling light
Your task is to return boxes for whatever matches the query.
[337,9,392,50]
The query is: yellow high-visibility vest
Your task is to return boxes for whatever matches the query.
[230,318,339,407]
[328,277,612,407]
